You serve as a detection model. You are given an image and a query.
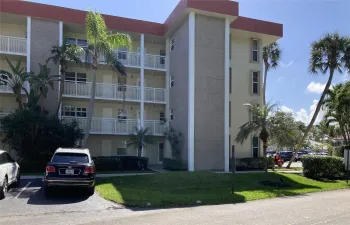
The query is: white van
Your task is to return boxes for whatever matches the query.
[0,150,20,199]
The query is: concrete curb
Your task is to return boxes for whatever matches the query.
[21,173,155,180]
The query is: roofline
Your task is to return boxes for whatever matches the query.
[0,0,283,37]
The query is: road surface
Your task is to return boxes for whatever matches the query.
[0,178,349,225]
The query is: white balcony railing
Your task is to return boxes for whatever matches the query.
[145,87,166,103]
[145,120,166,136]
[63,81,140,101]
[75,49,166,71]
[0,35,26,55]
[63,117,139,135]
[0,83,12,93]
[145,54,166,70]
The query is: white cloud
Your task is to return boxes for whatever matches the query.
[281,100,326,125]
[280,60,294,68]
[306,82,326,94]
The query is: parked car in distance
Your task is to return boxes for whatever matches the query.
[0,150,20,199]
[278,151,295,162]
[267,151,276,157]
[296,150,309,161]
[44,148,96,197]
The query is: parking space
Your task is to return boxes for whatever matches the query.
[0,178,129,225]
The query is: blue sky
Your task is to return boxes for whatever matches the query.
[27,0,350,124]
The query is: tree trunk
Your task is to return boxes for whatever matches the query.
[82,70,97,148]
[340,123,349,146]
[40,88,44,115]
[56,70,65,115]
[263,141,268,173]
[287,68,335,168]
[15,89,23,110]
[262,65,268,106]
[138,145,142,157]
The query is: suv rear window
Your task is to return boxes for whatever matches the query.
[52,153,89,163]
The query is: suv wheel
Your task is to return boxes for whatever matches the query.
[87,186,95,196]
[13,171,20,187]
[0,177,8,199]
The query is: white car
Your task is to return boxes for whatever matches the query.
[0,150,20,199]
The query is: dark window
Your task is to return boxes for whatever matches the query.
[0,153,5,165]
[76,108,87,117]
[170,39,175,51]
[170,109,174,121]
[170,76,174,87]
[65,38,76,45]
[160,50,166,65]
[65,72,76,82]
[77,39,88,47]
[63,106,76,117]
[160,112,165,122]
[252,104,259,122]
[252,72,259,94]
[229,101,231,127]
[158,143,164,162]
[52,153,89,163]
[117,148,127,156]
[229,68,232,94]
[252,39,259,62]
[77,73,87,82]
[252,137,259,158]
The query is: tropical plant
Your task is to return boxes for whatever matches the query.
[29,63,60,114]
[82,10,132,147]
[47,44,83,114]
[164,126,182,160]
[235,103,283,172]
[0,57,31,109]
[262,42,281,105]
[287,33,350,168]
[127,127,153,157]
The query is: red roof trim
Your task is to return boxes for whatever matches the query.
[231,17,283,37]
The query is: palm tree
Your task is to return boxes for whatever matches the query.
[0,57,31,109]
[82,10,132,147]
[235,103,277,172]
[29,63,60,114]
[127,127,153,157]
[47,44,83,114]
[262,42,281,105]
[287,33,350,168]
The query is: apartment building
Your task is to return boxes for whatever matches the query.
[0,0,283,171]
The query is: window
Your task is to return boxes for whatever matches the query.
[252,71,260,95]
[252,39,259,62]
[52,153,88,163]
[76,107,87,117]
[170,109,174,121]
[117,109,127,120]
[160,112,165,122]
[229,101,231,127]
[252,136,259,158]
[65,38,76,45]
[158,142,164,162]
[160,50,166,65]
[118,47,128,60]
[170,38,175,51]
[117,148,127,156]
[229,68,232,94]
[65,38,88,47]
[65,72,76,81]
[65,72,86,82]
[252,104,259,122]
[77,73,87,82]
[62,106,76,117]
[170,76,174,87]
[77,39,88,47]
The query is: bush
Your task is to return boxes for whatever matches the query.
[235,157,274,171]
[302,155,345,179]
[162,158,187,171]
[92,156,149,171]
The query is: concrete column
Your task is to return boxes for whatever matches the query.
[140,34,145,156]
[58,21,63,119]
[188,12,195,171]
[224,18,230,172]
[25,17,31,92]
[165,38,171,158]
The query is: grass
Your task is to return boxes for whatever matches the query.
[96,172,349,208]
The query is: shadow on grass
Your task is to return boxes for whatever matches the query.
[95,172,325,210]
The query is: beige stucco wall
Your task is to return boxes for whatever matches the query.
[30,18,60,114]
[229,36,263,158]
[194,15,225,170]
[86,134,165,165]
[169,16,189,165]
[0,95,25,113]
[0,23,26,37]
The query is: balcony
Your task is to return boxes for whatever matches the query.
[0,35,26,56]
[62,117,166,136]
[76,49,166,71]
[63,81,166,104]
[0,83,26,94]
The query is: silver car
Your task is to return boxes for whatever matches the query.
[0,150,20,199]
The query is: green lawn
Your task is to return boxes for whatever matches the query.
[96,172,349,208]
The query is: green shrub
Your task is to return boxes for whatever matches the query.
[92,156,149,171]
[333,146,345,157]
[235,157,274,171]
[302,155,345,179]
[162,158,187,171]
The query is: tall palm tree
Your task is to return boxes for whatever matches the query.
[287,33,350,168]
[47,44,83,114]
[82,10,131,147]
[127,127,153,157]
[235,103,278,172]
[0,57,31,109]
[30,63,60,115]
[262,42,281,105]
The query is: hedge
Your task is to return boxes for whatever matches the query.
[92,156,149,171]
[302,155,345,179]
[234,157,274,171]
[162,158,187,171]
